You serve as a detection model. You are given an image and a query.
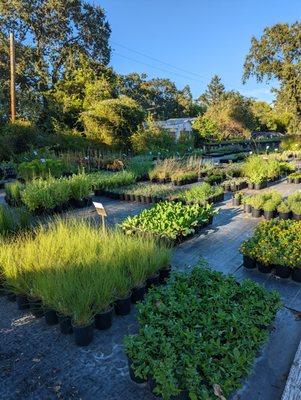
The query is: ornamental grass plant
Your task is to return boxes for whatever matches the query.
[0,219,170,326]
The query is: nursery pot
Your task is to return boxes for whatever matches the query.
[232,198,241,207]
[252,208,262,218]
[94,189,104,196]
[292,269,301,283]
[292,213,301,221]
[254,182,267,190]
[248,182,254,190]
[159,266,172,283]
[287,177,293,184]
[72,320,94,347]
[243,255,256,269]
[44,308,59,325]
[274,265,291,279]
[244,204,252,213]
[278,212,290,220]
[29,298,44,318]
[257,262,272,274]
[95,307,113,330]
[58,314,73,334]
[294,177,301,184]
[146,273,160,289]
[124,194,130,201]
[129,194,135,202]
[136,195,142,203]
[128,358,145,384]
[119,193,125,201]
[115,295,132,316]
[264,210,275,220]
[131,285,146,304]
[16,294,29,310]
[224,184,231,192]
[6,291,16,302]
[145,196,152,204]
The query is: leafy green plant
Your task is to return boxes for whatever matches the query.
[120,201,217,241]
[291,201,301,215]
[69,172,92,201]
[124,265,281,399]
[277,201,290,214]
[177,182,222,204]
[5,181,25,206]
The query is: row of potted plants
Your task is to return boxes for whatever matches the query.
[124,265,281,400]
[120,201,217,244]
[173,182,224,205]
[149,157,201,184]
[239,191,301,220]
[222,177,248,192]
[0,219,172,347]
[287,171,301,184]
[240,219,301,281]
[242,154,295,189]
[91,170,137,195]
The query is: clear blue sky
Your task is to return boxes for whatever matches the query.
[97,0,300,103]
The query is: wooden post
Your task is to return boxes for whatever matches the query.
[9,32,16,122]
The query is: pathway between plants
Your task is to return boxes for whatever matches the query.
[0,180,300,400]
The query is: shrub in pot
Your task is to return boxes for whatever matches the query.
[291,202,301,220]
[262,200,277,220]
[250,196,264,218]
[114,268,132,316]
[232,192,243,206]
[94,273,115,331]
[277,201,291,220]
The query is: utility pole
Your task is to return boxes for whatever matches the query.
[9,32,16,122]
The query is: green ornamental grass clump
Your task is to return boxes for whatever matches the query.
[124,265,281,399]
[0,219,171,326]
[5,181,25,206]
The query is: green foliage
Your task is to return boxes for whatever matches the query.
[5,181,25,206]
[243,22,301,132]
[0,205,30,237]
[242,155,284,184]
[124,266,281,399]
[0,219,170,325]
[90,170,136,190]
[177,182,223,204]
[131,115,176,154]
[247,191,282,211]
[240,219,301,268]
[82,96,145,148]
[198,74,225,107]
[125,156,154,179]
[18,159,67,181]
[0,120,38,160]
[120,201,217,242]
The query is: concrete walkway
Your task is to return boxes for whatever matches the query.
[0,180,300,400]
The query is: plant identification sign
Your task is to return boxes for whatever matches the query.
[93,202,107,217]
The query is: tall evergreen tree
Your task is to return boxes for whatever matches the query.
[198,75,225,107]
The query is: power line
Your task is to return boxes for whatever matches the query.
[113,52,204,84]
[111,41,205,80]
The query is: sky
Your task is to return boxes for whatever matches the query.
[97,0,300,103]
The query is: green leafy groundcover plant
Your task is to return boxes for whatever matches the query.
[124,266,281,400]
[240,219,301,268]
[176,183,223,204]
[120,202,217,241]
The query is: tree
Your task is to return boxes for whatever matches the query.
[0,0,111,122]
[243,22,301,132]
[251,100,292,132]
[198,75,225,107]
[119,73,198,119]
[81,96,145,148]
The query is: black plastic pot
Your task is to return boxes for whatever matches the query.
[131,285,146,304]
[232,198,241,206]
[124,194,130,201]
[146,273,160,289]
[254,182,267,190]
[115,295,131,316]
[136,195,142,203]
[248,182,254,189]
[159,266,172,283]
[0,283,5,297]
[278,211,290,220]
[252,208,262,218]
[58,314,73,334]
[95,307,113,330]
[294,177,301,184]
[72,321,94,347]
[16,294,29,310]
[274,265,291,279]
[224,184,231,192]
[128,358,146,384]
[29,298,44,318]
[263,210,275,220]
[145,196,152,204]
[243,255,256,269]
[292,213,301,221]
[6,291,16,302]
[257,262,272,274]
[292,269,301,283]
[287,177,293,184]
[129,194,135,202]
[44,308,59,325]
[94,189,104,196]
[244,204,252,213]
[119,193,125,201]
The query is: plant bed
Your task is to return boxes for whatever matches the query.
[240,219,301,282]
[120,201,218,244]
[124,266,281,400]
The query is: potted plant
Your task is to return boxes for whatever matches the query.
[232,192,243,207]
[242,196,252,213]
[71,299,95,346]
[291,202,301,220]
[274,264,292,279]
[277,201,291,220]
[262,199,277,220]
[114,269,132,316]
[250,196,264,218]
[240,240,256,269]
[94,274,115,331]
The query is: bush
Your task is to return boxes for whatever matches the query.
[5,181,25,206]
[18,158,67,181]
[240,219,301,268]
[124,265,280,399]
[277,201,290,214]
